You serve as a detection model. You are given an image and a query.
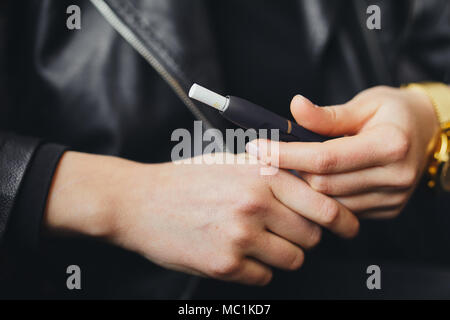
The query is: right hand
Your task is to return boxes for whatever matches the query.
[45,152,359,286]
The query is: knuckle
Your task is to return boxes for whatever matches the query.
[319,200,340,225]
[326,107,337,123]
[387,128,410,161]
[399,192,409,204]
[257,271,273,286]
[390,193,409,206]
[305,226,322,249]
[396,168,417,188]
[346,219,360,238]
[229,224,256,249]
[313,151,337,174]
[209,256,242,278]
[309,175,331,194]
[286,249,305,270]
[236,192,268,216]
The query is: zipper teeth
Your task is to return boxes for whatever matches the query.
[90,0,221,297]
[90,0,213,129]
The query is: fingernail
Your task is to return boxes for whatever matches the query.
[293,94,305,103]
[293,94,315,107]
[245,141,259,158]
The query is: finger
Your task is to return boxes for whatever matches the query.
[335,191,407,213]
[358,208,403,220]
[290,94,379,136]
[300,166,404,196]
[265,201,322,249]
[247,232,305,271]
[269,170,360,238]
[248,125,409,174]
[225,258,273,286]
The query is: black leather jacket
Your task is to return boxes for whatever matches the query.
[0,0,449,298]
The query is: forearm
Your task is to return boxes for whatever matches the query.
[43,151,137,239]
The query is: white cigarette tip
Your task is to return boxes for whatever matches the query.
[188,83,199,99]
[188,83,227,111]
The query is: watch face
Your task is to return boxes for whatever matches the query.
[441,160,450,192]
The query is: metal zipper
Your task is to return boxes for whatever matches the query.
[90,0,214,130]
[90,0,211,296]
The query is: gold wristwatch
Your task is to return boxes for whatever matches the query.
[404,82,450,192]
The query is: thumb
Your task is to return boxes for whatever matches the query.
[290,95,374,136]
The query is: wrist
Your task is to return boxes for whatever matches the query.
[403,82,450,190]
[406,86,440,129]
[402,86,441,153]
[43,151,138,239]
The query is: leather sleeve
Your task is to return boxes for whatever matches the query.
[0,132,41,242]
[0,132,67,250]
[5,142,68,250]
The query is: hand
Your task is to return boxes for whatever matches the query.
[247,86,440,219]
[44,151,358,286]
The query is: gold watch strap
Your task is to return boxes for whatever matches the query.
[403,82,450,190]
[428,126,450,190]
[404,82,450,125]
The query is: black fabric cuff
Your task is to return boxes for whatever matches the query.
[5,143,68,251]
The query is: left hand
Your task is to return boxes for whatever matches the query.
[246,86,440,219]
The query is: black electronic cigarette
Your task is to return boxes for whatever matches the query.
[188,83,328,143]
